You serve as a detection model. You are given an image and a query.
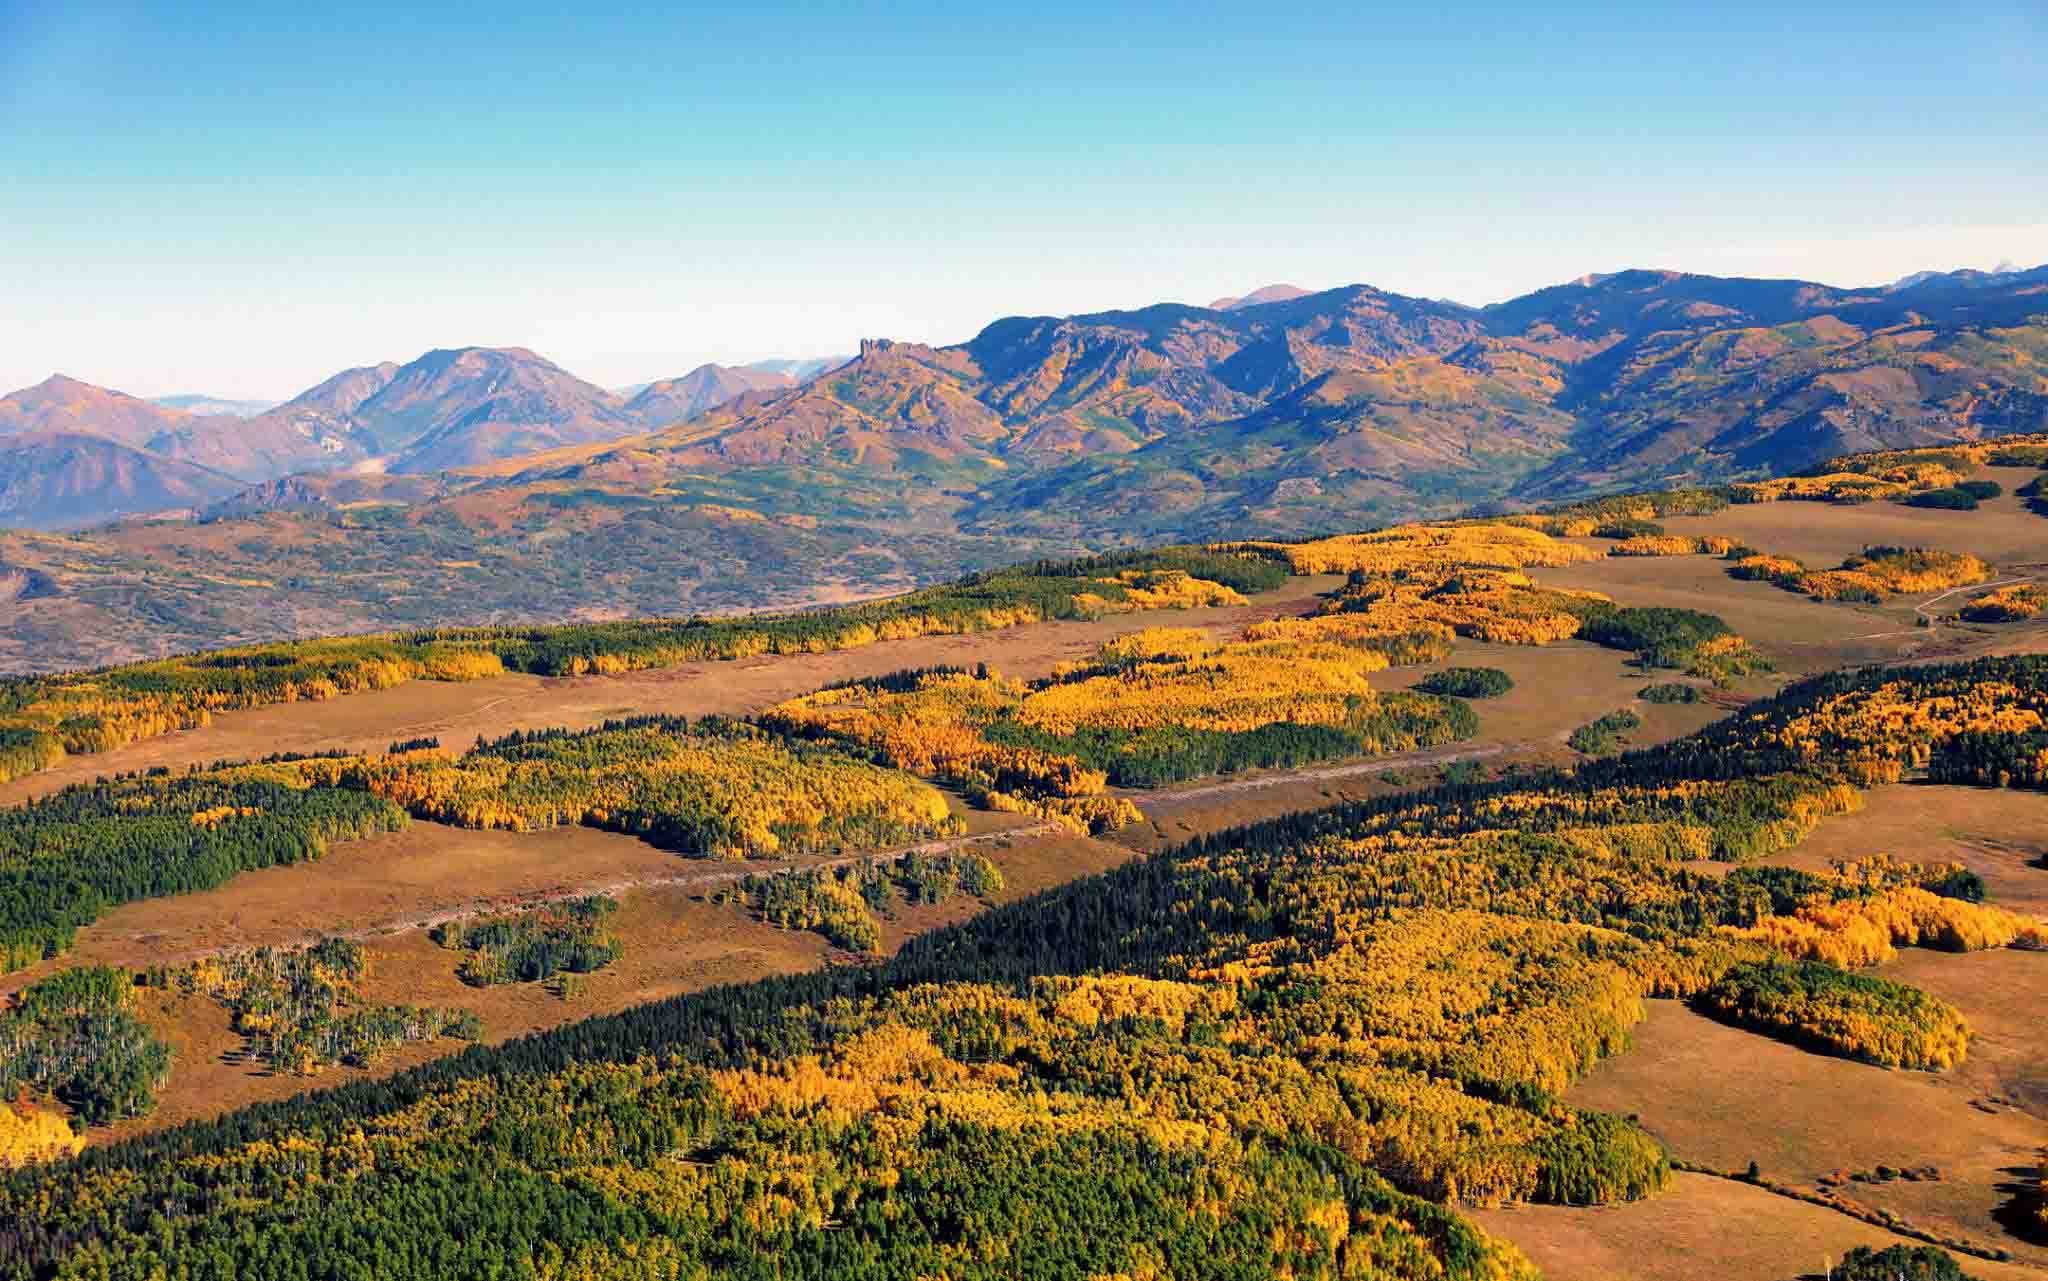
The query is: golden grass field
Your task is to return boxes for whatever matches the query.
[1472,1172,2048,1281]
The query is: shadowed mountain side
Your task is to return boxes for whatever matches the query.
[0,433,246,529]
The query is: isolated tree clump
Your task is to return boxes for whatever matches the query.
[1905,487,1980,510]
[1638,682,1701,704]
[1415,667,1515,699]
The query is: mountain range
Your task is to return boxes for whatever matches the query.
[0,353,849,529]
[0,262,2043,670]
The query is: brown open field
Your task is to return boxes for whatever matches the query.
[1774,780,2048,1121]
[1545,476,2048,674]
[1374,636,1746,747]
[1567,999,2047,1267]
[1675,467,2048,567]
[1771,782,2048,919]
[85,820,1137,1146]
[1472,1171,2048,1281]
[1553,780,2048,1268]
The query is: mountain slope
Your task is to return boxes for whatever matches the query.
[1206,282,1313,310]
[967,341,1576,540]
[336,347,637,472]
[0,432,245,528]
[0,349,655,504]
[623,363,798,426]
[3,264,2045,667]
[1485,268,2048,495]
[0,375,200,450]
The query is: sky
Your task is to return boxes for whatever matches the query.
[2,1,2045,400]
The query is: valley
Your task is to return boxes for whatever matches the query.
[3,444,2048,1278]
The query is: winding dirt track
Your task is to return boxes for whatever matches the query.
[1778,570,2039,647]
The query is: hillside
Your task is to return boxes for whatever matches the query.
[0,433,245,529]
[0,375,201,451]
[0,266,2042,658]
[621,362,800,423]
[0,352,846,527]
[0,462,2044,1280]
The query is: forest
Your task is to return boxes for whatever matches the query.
[347,717,962,858]
[1731,545,1994,605]
[0,765,408,971]
[2,655,2044,1278]
[765,622,1478,816]
[0,720,964,976]
[0,967,167,1126]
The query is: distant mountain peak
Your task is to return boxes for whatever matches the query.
[623,362,799,427]
[152,394,278,419]
[1206,284,1313,311]
[17,373,159,406]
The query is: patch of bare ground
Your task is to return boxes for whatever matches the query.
[1470,1171,2048,1281]
[1566,995,2048,1269]
[1769,783,2048,918]
[0,578,1340,808]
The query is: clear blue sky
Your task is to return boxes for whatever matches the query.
[3,0,2044,399]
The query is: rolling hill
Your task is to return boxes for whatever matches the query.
[0,375,202,451]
